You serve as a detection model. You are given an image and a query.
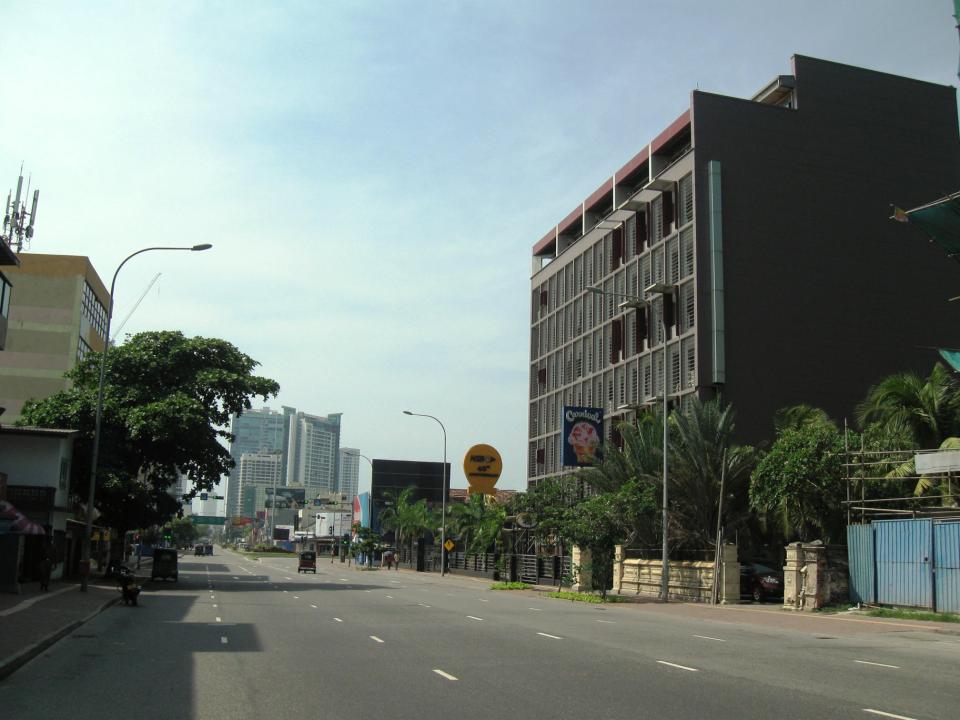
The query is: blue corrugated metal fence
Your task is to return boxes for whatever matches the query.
[846,519,960,612]
[934,522,960,613]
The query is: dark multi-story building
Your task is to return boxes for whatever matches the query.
[527,55,960,486]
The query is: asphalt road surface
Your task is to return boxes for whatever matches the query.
[2,550,958,720]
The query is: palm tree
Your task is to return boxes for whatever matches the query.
[668,398,756,549]
[773,404,836,434]
[379,488,431,565]
[856,363,960,450]
[448,493,506,556]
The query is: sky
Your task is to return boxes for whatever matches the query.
[1,1,957,502]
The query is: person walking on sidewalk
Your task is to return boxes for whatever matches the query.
[37,541,56,591]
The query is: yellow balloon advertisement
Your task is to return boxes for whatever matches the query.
[463,444,502,495]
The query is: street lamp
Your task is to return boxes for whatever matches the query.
[402,410,448,577]
[592,281,676,602]
[80,243,212,592]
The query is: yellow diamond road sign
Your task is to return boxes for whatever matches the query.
[463,444,502,495]
[444,539,455,552]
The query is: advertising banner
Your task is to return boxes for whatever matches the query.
[561,406,604,467]
[265,487,306,509]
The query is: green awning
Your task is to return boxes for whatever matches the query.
[939,348,960,373]
[894,191,960,256]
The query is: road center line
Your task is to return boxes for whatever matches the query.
[310,604,318,608]
[433,669,458,681]
[293,596,300,599]
[370,635,384,643]
[863,710,917,720]
[537,632,562,639]
[478,598,489,602]
[657,660,699,672]
[419,603,431,608]
[528,608,542,611]
[466,615,484,621]
[333,617,343,622]
[693,635,725,642]
[856,660,900,669]
[385,595,394,599]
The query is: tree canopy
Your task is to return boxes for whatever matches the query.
[18,330,279,533]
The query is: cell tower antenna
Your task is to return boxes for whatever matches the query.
[1,166,39,252]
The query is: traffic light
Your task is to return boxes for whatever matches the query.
[163,525,173,545]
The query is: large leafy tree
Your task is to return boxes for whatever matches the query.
[749,423,846,542]
[18,331,279,534]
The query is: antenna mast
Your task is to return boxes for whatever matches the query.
[1,166,40,252]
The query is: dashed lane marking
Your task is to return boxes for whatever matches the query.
[310,604,318,608]
[466,616,484,621]
[333,618,343,622]
[419,603,432,608]
[596,620,615,624]
[433,669,458,681]
[528,608,542,611]
[537,632,562,640]
[863,711,917,720]
[386,595,394,599]
[856,661,900,669]
[657,661,698,672]
[693,635,725,642]
[370,635,384,643]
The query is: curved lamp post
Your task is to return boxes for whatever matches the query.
[402,410,448,577]
[80,243,212,591]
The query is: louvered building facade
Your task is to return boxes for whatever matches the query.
[527,55,960,486]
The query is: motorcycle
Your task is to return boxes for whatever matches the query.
[116,566,141,606]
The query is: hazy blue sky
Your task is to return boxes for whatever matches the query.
[1,1,956,500]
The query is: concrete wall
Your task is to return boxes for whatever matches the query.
[613,544,740,603]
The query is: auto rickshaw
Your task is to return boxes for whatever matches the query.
[151,548,179,582]
[298,551,317,574]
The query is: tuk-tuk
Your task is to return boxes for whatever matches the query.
[152,548,178,582]
[194,545,204,556]
[298,551,317,574]
[204,544,214,556]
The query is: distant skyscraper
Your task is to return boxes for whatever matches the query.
[285,411,341,494]
[226,407,287,517]
[338,448,360,503]
[238,451,283,516]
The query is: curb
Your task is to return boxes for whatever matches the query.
[0,594,120,682]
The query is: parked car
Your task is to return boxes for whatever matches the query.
[740,562,783,602]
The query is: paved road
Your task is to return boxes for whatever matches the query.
[2,550,958,720]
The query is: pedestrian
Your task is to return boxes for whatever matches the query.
[38,541,55,591]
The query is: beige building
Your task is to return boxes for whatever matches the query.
[0,254,109,422]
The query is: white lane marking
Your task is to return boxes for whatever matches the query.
[466,615,484,621]
[478,598,489,602]
[293,596,300,599]
[693,635,725,642]
[333,617,343,622]
[370,635,384,643]
[433,669,458,681]
[863,711,917,720]
[385,595,394,599]
[365,590,372,593]
[596,619,616,624]
[209,595,215,600]
[419,603,432,608]
[310,604,318,608]
[657,660,699,672]
[232,576,239,579]
[340,578,348,582]
[285,577,292,580]
[220,636,228,645]
[528,607,542,611]
[856,660,900,669]
[390,580,400,584]
[283,590,288,593]
[215,617,222,622]
[537,632,562,640]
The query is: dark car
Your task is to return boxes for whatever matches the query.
[740,562,783,602]
[194,545,204,556]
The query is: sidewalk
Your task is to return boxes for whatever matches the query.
[0,559,152,681]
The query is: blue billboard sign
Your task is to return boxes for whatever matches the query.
[561,406,604,467]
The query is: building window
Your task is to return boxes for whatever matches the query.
[0,273,11,319]
[680,282,696,333]
[681,227,694,278]
[650,195,664,246]
[77,336,92,362]
[678,173,694,227]
[82,281,108,342]
[682,338,696,390]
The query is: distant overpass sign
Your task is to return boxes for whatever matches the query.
[191,516,226,525]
